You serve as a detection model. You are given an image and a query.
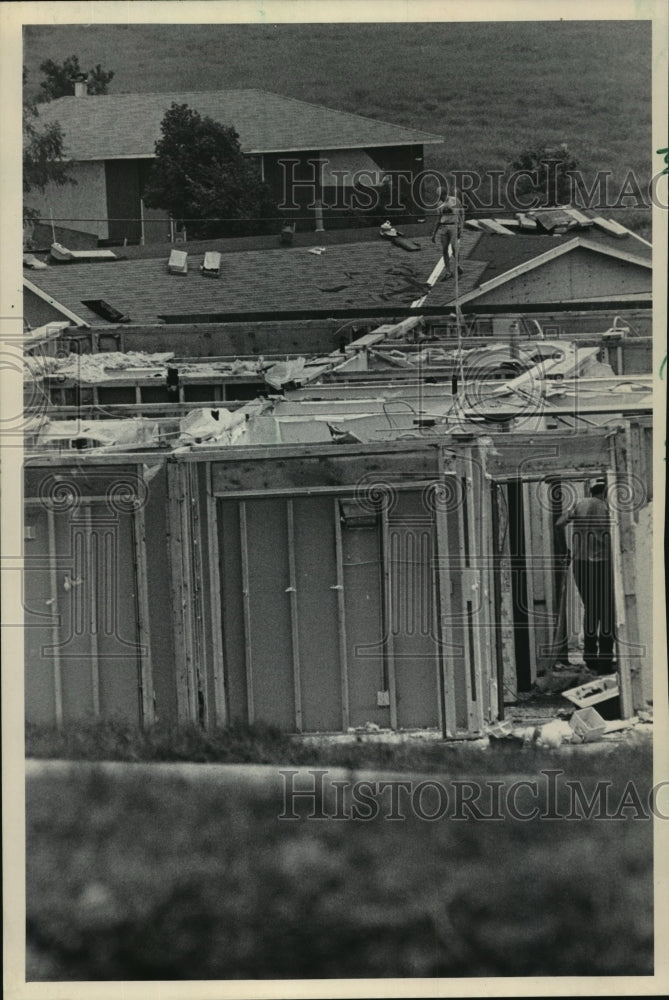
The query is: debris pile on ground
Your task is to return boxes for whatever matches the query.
[488,696,642,749]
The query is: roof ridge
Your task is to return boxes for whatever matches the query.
[251,88,444,141]
[39,87,443,141]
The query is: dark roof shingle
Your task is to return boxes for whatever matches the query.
[25,236,450,325]
[34,89,444,161]
[24,227,650,327]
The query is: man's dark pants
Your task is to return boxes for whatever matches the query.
[573,558,615,673]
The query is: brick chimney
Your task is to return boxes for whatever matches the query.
[72,74,88,97]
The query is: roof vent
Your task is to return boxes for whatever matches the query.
[81,299,130,323]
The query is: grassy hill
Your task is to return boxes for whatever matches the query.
[23,21,653,227]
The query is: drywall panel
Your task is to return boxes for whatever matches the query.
[244,499,295,729]
[92,509,143,722]
[24,507,59,725]
[292,496,343,732]
[52,510,96,721]
[341,518,388,728]
[388,491,440,728]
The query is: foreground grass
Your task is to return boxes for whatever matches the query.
[27,756,653,980]
[26,717,650,776]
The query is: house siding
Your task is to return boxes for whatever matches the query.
[473,247,651,305]
[25,161,109,241]
[24,287,72,328]
[27,143,426,242]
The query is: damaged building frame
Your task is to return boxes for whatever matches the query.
[23,424,652,738]
[21,207,654,738]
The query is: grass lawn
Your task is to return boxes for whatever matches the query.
[26,722,654,981]
[23,21,653,190]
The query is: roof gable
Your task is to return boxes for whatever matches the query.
[455,232,651,306]
[34,89,444,161]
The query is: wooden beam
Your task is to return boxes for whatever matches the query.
[479,472,497,721]
[46,507,63,727]
[430,521,446,736]
[490,481,511,715]
[239,502,255,724]
[537,483,555,621]
[463,450,486,734]
[605,458,633,719]
[166,463,193,721]
[483,431,614,478]
[522,482,538,685]
[83,507,101,716]
[132,487,155,726]
[333,498,350,731]
[381,506,398,731]
[455,454,479,735]
[156,298,653,323]
[187,464,208,725]
[286,501,303,733]
[205,465,227,726]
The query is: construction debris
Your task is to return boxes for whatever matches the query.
[49,243,118,263]
[168,249,188,274]
[23,254,47,270]
[25,351,176,383]
[563,675,620,709]
[534,719,576,748]
[31,417,160,451]
[200,251,221,277]
[176,407,248,446]
[264,357,307,389]
[569,707,607,743]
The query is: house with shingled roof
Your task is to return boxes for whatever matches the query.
[25,89,443,246]
[23,214,651,333]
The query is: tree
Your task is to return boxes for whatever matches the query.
[509,142,579,207]
[37,55,114,101]
[23,68,74,225]
[142,103,274,238]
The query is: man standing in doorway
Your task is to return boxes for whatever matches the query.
[556,478,616,675]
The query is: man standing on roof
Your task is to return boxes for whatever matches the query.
[431,187,464,279]
[556,478,616,675]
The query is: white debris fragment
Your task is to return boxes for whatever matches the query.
[534,719,576,748]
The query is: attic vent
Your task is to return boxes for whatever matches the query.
[81,300,130,323]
